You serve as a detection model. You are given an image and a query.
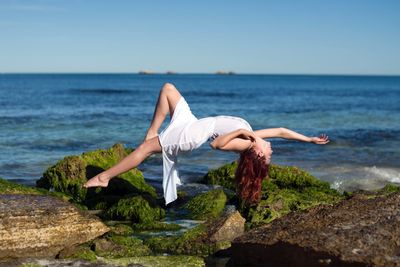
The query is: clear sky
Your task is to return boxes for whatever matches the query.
[0,0,399,75]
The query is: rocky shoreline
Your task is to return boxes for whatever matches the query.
[1,143,399,267]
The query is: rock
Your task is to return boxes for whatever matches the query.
[102,195,165,223]
[0,194,109,260]
[143,212,243,256]
[57,244,97,261]
[207,211,245,243]
[131,221,182,232]
[93,235,151,258]
[0,176,70,201]
[203,161,237,191]
[203,162,343,228]
[10,258,139,267]
[108,223,134,236]
[228,191,400,267]
[36,143,156,204]
[144,224,214,256]
[184,189,227,220]
[102,255,204,267]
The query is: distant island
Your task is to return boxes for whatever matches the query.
[137,70,236,75]
[138,70,156,75]
[215,71,236,75]
[138,70,178,75]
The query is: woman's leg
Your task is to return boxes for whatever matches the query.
[83,136,161,188]
[83,82,182,188]
[144,83,182,141]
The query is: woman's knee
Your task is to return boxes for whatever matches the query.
[140,137,161,155]
[161,83,180,95]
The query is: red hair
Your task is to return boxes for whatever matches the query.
[235,148,269,206]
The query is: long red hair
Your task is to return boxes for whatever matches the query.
[235,148,269,206]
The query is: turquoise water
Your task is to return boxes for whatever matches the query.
[1,74,399,192]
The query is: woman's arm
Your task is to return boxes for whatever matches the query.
[210,129,256,152]
[254,127,329,144]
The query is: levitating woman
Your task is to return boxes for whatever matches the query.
[83,83,329,205]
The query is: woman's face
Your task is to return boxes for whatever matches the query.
[254,137,273,164]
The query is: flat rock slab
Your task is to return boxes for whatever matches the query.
[229,193,400,267]
[0,194,109,260]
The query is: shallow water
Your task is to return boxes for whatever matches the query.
[1,74,399,193]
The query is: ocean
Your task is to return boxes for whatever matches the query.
[1,74,399,193]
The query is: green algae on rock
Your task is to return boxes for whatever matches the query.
[93,235,151,258]
[203,161,237,191]
[203,162,344,228]
[103,195,165,223]
[57,244,97,261]
[1,177,46,195]
[0,176,74,203]
[184,189,227,220]
[36,143,156,203]
[103,255,205,267]
[144,224,228,256]
[131,221,182,232]
[244,178,343,229]
[108,223,134,236]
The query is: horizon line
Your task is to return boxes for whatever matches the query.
[1,72,400,77]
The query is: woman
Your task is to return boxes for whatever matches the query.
[83,83,329,205]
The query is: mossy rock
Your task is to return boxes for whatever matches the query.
[102,255,205,267]
[103,195,165,223]
[108,223,134,236]
[203,161,237,191]
[94,235,151,258]
[203,162,344,229]
[36,143,156,204]
[58,244,97,261]
[204,162,329,190]
[144,224,227,256]
[184,189,227,220]
[1,177,43,195]
[132,221,182,232]
[375,183,400,196]
[343,183,400,200]
[0,177,73,202]
[83,194,122,210]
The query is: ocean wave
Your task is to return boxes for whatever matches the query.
[323,165,400,192]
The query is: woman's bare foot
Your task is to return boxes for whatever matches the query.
[83,173,110,188]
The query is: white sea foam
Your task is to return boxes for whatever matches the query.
[364,166,400,183]
[315,165,400,192]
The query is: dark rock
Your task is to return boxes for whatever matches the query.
[0,194,109,260]
[228,192,400,267]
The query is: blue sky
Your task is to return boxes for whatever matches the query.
[0,0,399,74]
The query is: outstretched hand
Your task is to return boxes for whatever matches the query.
[310,134,329,144]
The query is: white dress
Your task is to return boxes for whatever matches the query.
[158,97,252,204]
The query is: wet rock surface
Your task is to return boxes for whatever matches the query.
[0,194,109,260]
[229,192,400,267]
